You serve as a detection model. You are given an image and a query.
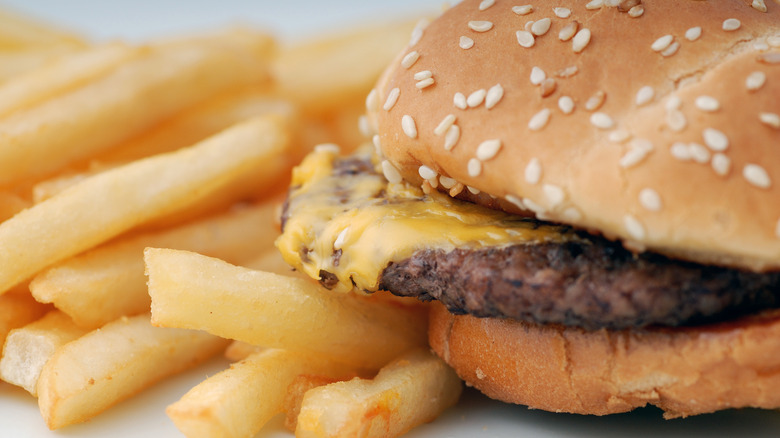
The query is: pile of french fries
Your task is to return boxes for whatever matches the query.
[0,7,462,438]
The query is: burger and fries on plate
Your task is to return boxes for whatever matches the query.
[0,0,778,437]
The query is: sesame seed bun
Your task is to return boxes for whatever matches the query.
[368,0,780,271]
[429,301,780,417]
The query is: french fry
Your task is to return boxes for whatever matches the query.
[146,248,428,369]
[167,349,361,438]
[0,28,275,186]
[36,314,228,429]
[0,42,141,118]
[0,45,87,84]
[224,341,264,362]
[0,190,29,222]
[272,19,417,116]
[0,310,88,396]
[0,8,86,51]
[0,286,50,348]
[0,114,291,295]
[295,349,462,438]
[283,374,343,432]
[30,202,280,328]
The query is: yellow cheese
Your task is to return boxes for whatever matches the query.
[276,148,575,293]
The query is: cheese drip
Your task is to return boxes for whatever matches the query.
[276,148,575,293]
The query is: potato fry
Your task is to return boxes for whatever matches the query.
[0,28,275,186]
[30,202,280,328]
[146,248,428,369]
[272,19,418,115]
[283,374,343,432]
[0,42,141,118]
[167,349,361,438]
[295,349,462,438]
[0,45,86,84]
[224,341,264,362]
[0,286,50,348]
[36,314,228,429]
[0,8,86,50]
[0,190,29,222]
[0,115,290,295]
[0,310,88,396]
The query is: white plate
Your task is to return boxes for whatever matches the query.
[1,1,779,436]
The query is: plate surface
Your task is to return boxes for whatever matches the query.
[0,1,779,436]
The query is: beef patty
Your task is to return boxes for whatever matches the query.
[378,238,780,330]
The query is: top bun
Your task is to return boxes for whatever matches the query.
[367,0,780,271]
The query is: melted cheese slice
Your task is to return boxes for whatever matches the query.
[276,148,575,293]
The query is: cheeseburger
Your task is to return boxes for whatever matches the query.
[277,0,780,418]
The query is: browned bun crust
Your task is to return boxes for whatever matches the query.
[429,301,780,418]
[367,0,780,271]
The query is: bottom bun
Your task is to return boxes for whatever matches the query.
[428,302,780,418]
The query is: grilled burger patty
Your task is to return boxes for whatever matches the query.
[281,151,780,330]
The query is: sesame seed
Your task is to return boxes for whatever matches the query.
[753,0,768,12]
[743,164,771,189]
[530,66,547,85]
[624,215,646,240]
[485,84,504,109]
[620,139,654,168]
[608,129,631,143]
[695,96,720,112]
[459,36,475,49]
[409,19,428,46]
[759,112,780,129]
[666,110,687,132]
[358,115,372,137]
[636,86,654,106]
[416,78,435,89]
[434,114,456,136]
[553,7,572,18]
[559,21,579,41]
[334,227,349,249]
[688,143,711,163]
[439,176,457,189]
[572,28,591,53]
[639,188,662,211]
[454,92,467,109]
[413,70,432,81]
[401,51,420,69]
[665,96,682,111]
[525,158,542,184]
[529,108,552,131]
[755,42,770,51]
[661,41,680,57]
[516,30,535,48]
[366,89,379,112]
[562,207,583,222]
[467,89,487,107]
[469,21,494,32]
[711,153,731,177]
[590,112,615,129]
[467,186,480,195]
[540,78,557,98]
[617,0,640,11]
[402,115,417,138]
[746,71,767,91]
[770,36,780,48]
[685,27,702,41]
[722,19,741,32]
[381,160,403,184]
[512,5,533,15]
[476,139,502,160]
[703,128,729,151]
[383,88,400,111]
[418,164,437,181]
[558,96,575,114]
[505,195,526,210]
[543,184,565,208]
[314,143,341,155]
[628,5,644,18]
[444,124,461,150]
[670,142,691,161]
[586,0,604,9]
[758,53,780,65]
[531,18,552,36]
[449,183,465,197]
[557,65,579,78]
[585,91,606,111]
[479,0,495,11]
[467,158,482,177]
[651,35,674,52]
[523,198,547,215]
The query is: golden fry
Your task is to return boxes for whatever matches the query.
[146,248,428,369]
[0,8,86,50]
